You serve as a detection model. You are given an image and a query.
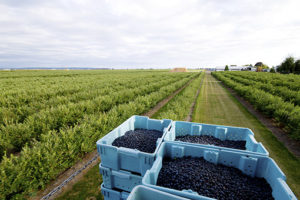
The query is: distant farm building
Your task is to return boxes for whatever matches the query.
[215,66,245,71]
[215,65,260,71]
[170,68,187,72]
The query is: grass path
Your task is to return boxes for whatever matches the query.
[193,73,300,198]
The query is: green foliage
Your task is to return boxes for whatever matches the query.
[212,71,300,140]
[225,65,229,71]
[295,59,300,74]
[262,64,269,69]
[0,70,199,199]
[270,68,275,73]
[0,72,190,157]
[277,56,295,74]
[220,71,300,105]
[254,62,269,69]
[153,73,204,120]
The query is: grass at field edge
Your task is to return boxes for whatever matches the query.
[192,73,299,198]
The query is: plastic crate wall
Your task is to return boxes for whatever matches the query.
[127,185,190,200]
[164,121,268,156]
[142,142,297,200]
[100,163,143,192]
[101,183,129,200]
[97,115,172,175]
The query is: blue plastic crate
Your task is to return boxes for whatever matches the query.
[101,183,129,200]
[127,185,190,200]
[142,142,297,200]
[100,163,143,192]
[97,115,172,175]
[164,121,268,156]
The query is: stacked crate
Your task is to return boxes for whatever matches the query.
[142,120,297,200]
[96,115,172,200]
[97,116,297,200]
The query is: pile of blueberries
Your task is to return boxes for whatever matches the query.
[112,129,163,153]
[157,156,273,200]
[176,135,246,150]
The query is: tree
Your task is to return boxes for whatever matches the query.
[225,65,229,71]
[295,59,300,74]
[270,67,275,73]
[254,62,263,67]
[277,56,295,73]
[255,62,269,69]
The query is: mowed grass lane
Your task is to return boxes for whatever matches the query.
[193,73,300,198]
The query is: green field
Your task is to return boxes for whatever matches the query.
[57,72,299,199]
[194,73,300,198]
[0,70,197,199]
[213,71,300,140]
[0,70,298,199]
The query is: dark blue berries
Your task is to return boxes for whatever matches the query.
[157,156,273,200]
[176,135,246,150]
[112,129,163,153]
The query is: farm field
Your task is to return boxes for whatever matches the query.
[57,72,299,199]
[194,73,300,198]
[56,70,205,200]
[0,70,199,199]
[212,71,300,140]
[1,70,299,199]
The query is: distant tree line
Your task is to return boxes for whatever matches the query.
[277,56,300,74]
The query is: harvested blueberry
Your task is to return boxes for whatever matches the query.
[157,156,273,200]
[176,135,246,150]
[112,129,163,153]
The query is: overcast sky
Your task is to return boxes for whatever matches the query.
[0,0,299,68]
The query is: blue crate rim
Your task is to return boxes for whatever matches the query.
[141,142,296,200]
[171,120,255,135]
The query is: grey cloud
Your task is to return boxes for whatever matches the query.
[0,0,299,68]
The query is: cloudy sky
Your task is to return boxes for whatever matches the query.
[0,0,299,68]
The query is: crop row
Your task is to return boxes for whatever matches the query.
[225,71,300,91]
[0,72,179,104]
[0,74,192,159]
[154,72,204,120]
[0,71,127,95]
[0,73,185,125]
[0,72,199,199]
[222,72,300,106]
[212,72,300,140]
[0,72,184,116]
